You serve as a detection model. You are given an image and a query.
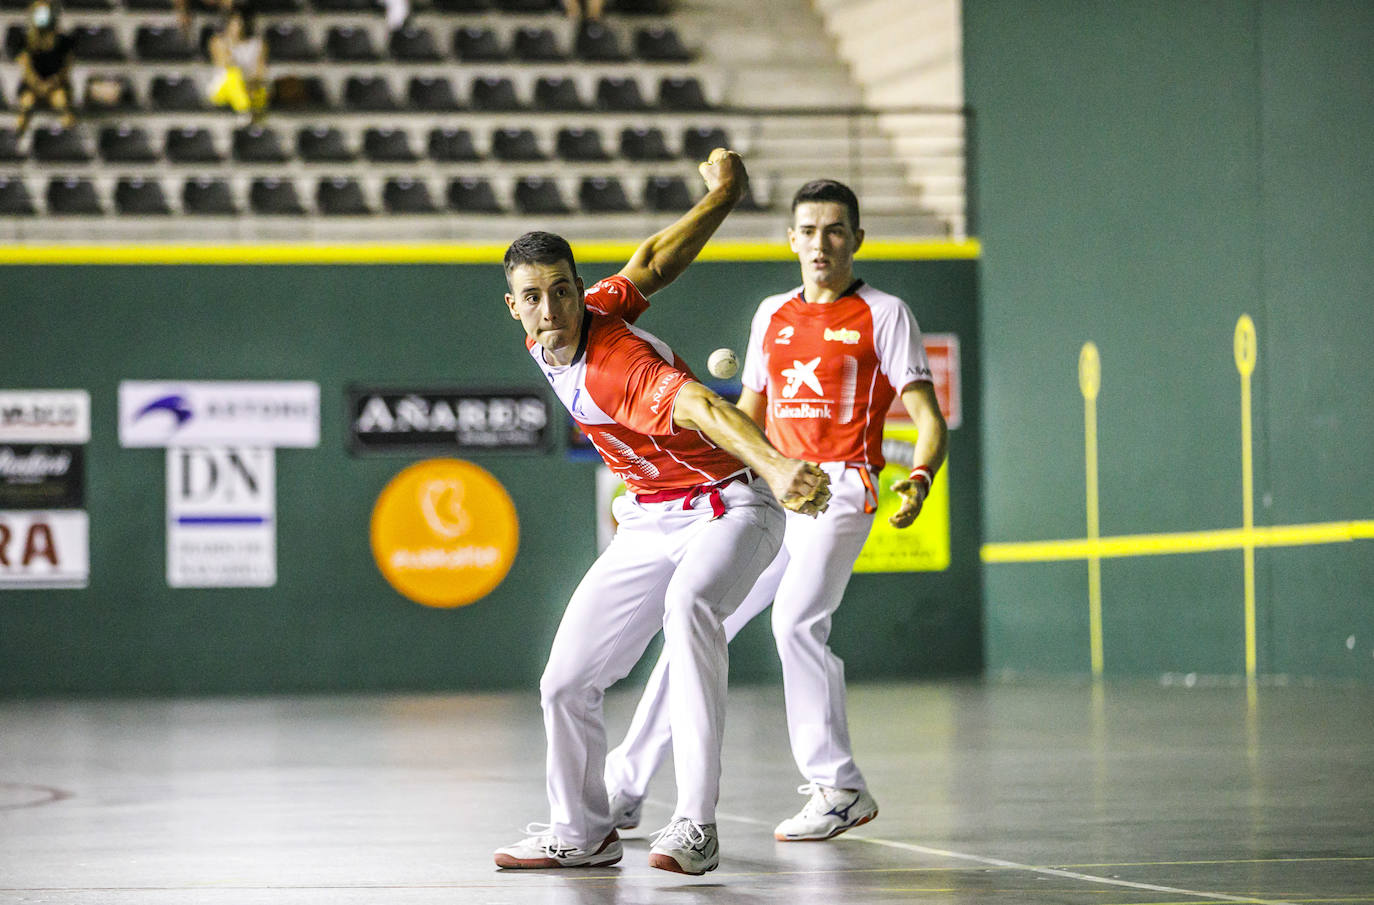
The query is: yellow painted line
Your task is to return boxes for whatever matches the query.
[1236,315,1259,679]
[1080,342,1104,676]
[0,238,980,265]
[981,520,1374,563]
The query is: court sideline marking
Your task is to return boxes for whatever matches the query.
[710,808,1299,905]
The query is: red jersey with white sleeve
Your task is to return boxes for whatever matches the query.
[740,280,932,469]
[526,274,745,494]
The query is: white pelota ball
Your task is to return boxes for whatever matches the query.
[707,347,739,379]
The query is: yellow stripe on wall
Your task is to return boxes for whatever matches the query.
[981,520,1374,563]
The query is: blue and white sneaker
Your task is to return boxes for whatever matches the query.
[773,783,878,841]
[494,823,622,869]
[648,817,719,874]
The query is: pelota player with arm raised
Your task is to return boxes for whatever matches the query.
[494,150,830,877]
[605,178,948,842]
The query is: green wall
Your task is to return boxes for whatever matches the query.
[965,1,1374,679]
[0,256,981,696]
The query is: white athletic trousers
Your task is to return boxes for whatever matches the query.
[540,474,783,848]
[605,462,877,799]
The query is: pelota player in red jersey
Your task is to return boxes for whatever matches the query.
[605,179,949,842]
[494,151,831,876]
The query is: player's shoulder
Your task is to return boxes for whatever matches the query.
[854,282,910,312]
[585,273,647,315]
[753,286,803,322]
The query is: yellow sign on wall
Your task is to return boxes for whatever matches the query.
[370,458,519,608]
[854,426,950,573]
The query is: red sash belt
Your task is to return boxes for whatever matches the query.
[634,470,755,519]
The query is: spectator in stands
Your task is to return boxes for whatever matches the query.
[14,1,76,139]
[207,2,268,122]
[174,0,233,38]
[383,0,410,33]
[563,0,604,23]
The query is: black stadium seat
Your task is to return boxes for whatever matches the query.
[135,25,196,61]
[297,126,354,162]
[533,77,585,111]
[643,175,694,211]
[434,0,490,10]
[491,127,544,162]
[0,176,36,215]
[254,0,304,10]
[390,25,443,62]
[428,127,481,162]
[383,178,439,214]
[32,126,93,163]
[150,74,204,111]
[514,176,570,215]
[63,0,114,9]
[314,0,373,10]
[233,125,290,163]
[272,76,331,111]
[344,76,400,111]
[409,76,462,112]
[681,126,729,161]
[165,127,222,163]
[72,25,125,61]
[575,21,627,62]
[579,176,634,213]
[635,25,691,62]
[363,127,419,162]
[620,127,673,161]
[614,0,668,12]
[470,77,522,111]
[495,0,558,11]
[316,177,371,215]
[556,127,610,162]
[512,26,564,62]
[596,77,650,111]
[5,25,24,60]
[125,0,174,9]
[326,26,380,61]
[182,177,238,215]
[99,126,158,163]
[114,177,171,215]
[447,176,503,213]
[659,76,711,110]
[452,26,506,62]
[0,128,24,162]
[82,74,140,112]
[266,23,318,62]
[46,177,103,215]
[250,177,305,215]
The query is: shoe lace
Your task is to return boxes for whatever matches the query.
[795,782,847,817]
[650,816,707,849]
[519,823,580,857]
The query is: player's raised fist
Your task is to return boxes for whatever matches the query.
[698,148,747,201]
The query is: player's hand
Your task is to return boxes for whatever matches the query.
[769,460,830,518]
[888,473,930,528]
[698,148,747,202]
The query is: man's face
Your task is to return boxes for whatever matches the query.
[788,201,864,289]
[504,260,585,359]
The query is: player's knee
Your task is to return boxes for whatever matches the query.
[539,666,596,712]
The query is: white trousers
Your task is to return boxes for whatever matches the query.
[605,462,876,799]
[540,474,783,848]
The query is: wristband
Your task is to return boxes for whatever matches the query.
[907,465,933,488]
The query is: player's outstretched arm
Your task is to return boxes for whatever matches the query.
[672,381,829,516]
[618,149,747,298]
[888,381,948,528]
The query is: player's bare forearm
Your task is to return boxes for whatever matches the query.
[889,382,948,528]
[672,382,829,515]
[618,150,746,297]
[735,387,766,428]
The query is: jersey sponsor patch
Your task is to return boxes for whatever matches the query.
[824,327,861,344]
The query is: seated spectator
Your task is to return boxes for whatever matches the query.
[383,0,410,33]
[14,2,76,139]
[207,3,268,122]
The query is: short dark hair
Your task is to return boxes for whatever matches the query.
[791,179,861,232]
[503,231,578,285]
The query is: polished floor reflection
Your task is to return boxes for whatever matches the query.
[2,680,1371,904]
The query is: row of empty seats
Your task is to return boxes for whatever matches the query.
[0,72,714,112]
[2,122,731,163]
[0,172,767,215]
[3,21,691,64]
[0,0,667,13]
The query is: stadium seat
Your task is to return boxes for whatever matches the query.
[681,126,729,161]
[495,0,558,10]
[556,127,610,162]
[182,177,238,215]
[512,26,564,62]
[32,126,92,163]
[0,128,23,162]
[254,0,305,12]
[383,178,439,214]
[409,76,462,111]
[250,177,305,215]
[434,0,490,9]
[4,25,24,60]
[297,126,354,162]
[83,75,140,113]
[452,26,506,62]
[233,125,290,163]
[659,76,711,110]
[596,77,650,111]
[326,25,380,61]
[272,76,331,112]
[114,177,171,215]
[491,127,545,162]
[643,175,694,212]
[735,181,770,211]
[99,125,158,163]
[344,76,400,111]
[63,0,114,9]
[363,127,419,162]
[266,23,319,62]
[165,127,222,163]
[316,177,371,215]
[533,77,585,111]
[613,0,668,12]
[428,127,481,162]
[390,25,443,62]
[514,176,570,215]
[72,25,126,61]
[446,177,503,214]
[125,0,174,9]
[135,25,196,61]
[150,74,204,111]
[314,0,373,10]
[636,25,691,61]
[575,21,627,62]
[619,126,673,161]
[0,176,35,215]
[579,176,634,213]
[470,77,522,111]
[46,177,103,215]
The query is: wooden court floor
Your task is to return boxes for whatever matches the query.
[2,680,1371,904]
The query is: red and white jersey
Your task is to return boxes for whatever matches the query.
[527,274,744,494]
[741,280,932,469]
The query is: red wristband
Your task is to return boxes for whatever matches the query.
[908,465,933,487]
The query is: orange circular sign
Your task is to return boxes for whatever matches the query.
[370,458,519,608]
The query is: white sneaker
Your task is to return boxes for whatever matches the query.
[648,817,719,875]
[609,790,643,830]
[493,823,622,869]
[773,783,878,841]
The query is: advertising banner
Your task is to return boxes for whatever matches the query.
[165,446,276,588]
[0,510,89,589]
[120,381,319,448]
[0,390,90,443]
[0,445,84,510]
[349,388,550,454]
